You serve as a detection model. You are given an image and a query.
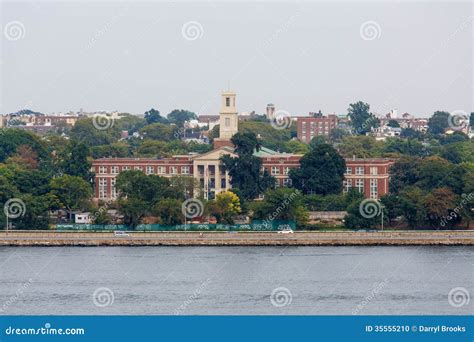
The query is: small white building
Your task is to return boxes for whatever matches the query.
[74,212,92,224]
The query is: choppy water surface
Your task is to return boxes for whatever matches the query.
[0,246,472,315]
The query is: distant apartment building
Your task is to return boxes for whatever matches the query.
[296,114,338,143]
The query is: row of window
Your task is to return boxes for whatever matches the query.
[343,179,379,198]
[98,165,191,175]
[345,166,379,175]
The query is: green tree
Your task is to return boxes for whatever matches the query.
[69,118,120,146]
[140,123,178,141]
[289,140,345,195]
[337,136,384,158]
[209,191,241,224]
[387,119,400,128]
[328,128,348,143]
[144,108,168,125]
[0,129,49,163]
[400,128,424,140]
[251,188,308,225]
[167,109,197,127]
[59,141,92,181]
[347,101,380,135]
[427,111,450,135]
[423,187,458,228]
[153,198,184,225]
[344,198,386,230]
[49,175,92,220]
[398,186,426,228]
[220,132,275,201]
[115,170,175,227]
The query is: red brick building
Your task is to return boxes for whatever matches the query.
[296,115,338,143]
[343,157,395,199]
[92,150,394,201]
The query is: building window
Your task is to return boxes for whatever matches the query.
[355,167,364,175]
[283,178,292,187]
[99,166,107,174]
[181,166,190,175]
[283,167,290,175]
[225,117,230,127]
[111,178,117,199]
[99,178,107,199]
[111,166,119,174]
[356,179,364,193]
[370,179,378,198]
[157,166,166,174]
[226,97,230,107]
[134,166,143,171]
[170,166,177,174]
[221,178,226,188]
[370,167,378,175]
[146,166,154,175]
[343,179,352,193]
[271,166,280,175]
[122,166,130,171]
[345,167,352,174]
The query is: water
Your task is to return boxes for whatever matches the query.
[0,246,472,315]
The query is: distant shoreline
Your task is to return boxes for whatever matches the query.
[1,231,473,246]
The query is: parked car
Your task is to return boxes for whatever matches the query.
[114,231,130,237]
[277,227,294,234]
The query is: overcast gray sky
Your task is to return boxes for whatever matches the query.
[1,1,472,117]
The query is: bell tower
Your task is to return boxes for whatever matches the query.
[214,90,238,148]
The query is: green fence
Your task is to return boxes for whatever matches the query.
[56,221,296,232]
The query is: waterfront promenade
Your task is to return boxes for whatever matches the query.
[1,230,473,246]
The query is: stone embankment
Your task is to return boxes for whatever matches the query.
[1,230,473,246]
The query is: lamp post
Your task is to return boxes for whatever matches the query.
[379,201,385,231]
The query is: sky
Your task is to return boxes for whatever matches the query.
[1,1,472,118]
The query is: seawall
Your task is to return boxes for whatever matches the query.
[1,231,473,246]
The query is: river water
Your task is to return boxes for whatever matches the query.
[0,246,472,315]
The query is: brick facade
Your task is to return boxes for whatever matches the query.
[296,115,338,143]
[92,150,394,201]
